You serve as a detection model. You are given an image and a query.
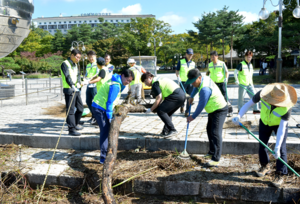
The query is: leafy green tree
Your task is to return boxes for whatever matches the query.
[0,57,20,77]
[41,52,64,76]
[16,31,42,54]
[78,23,94,45]
[52,30,65,53]
[92,18,122,41]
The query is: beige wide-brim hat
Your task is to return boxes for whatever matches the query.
[127,58,136,64]
[260,83,297,107]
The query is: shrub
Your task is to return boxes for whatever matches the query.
[269,67,300,81]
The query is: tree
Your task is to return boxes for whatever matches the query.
[52,30,65,53]
[41,51,64,76]
[0,57,20,77]
[17,31,42,54]
[92,18,122,41]
[78,23,94,45]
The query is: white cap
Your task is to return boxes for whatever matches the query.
[127,58,136,64]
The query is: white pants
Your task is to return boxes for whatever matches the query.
[130,83,142,100]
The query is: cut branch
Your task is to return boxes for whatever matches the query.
[102,104,146,204]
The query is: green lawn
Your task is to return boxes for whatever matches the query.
[228,74,300,85]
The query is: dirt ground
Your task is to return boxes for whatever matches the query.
[0,144,299,203]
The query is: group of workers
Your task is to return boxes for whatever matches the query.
[60,48,297,188]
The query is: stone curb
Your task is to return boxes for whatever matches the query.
[1,133,300,154]
[10,171,300,203]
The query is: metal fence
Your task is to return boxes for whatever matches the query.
[0,77,63,107]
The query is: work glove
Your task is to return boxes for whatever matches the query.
[232,115,240,126]
[177,77,181,83]
[145,108,152,114]
[224,78,228,83]
[273,147,280,159]
[76,83,82,88]
[235,81,239,85]
[71,85,77,92]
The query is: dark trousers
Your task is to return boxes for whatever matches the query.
[157,88,186,132]
[92,106,110,160]
[86,87,97,118]
[206,106,228,161]
[258,120,288,174]
[63,89,84,131]
[180,82,194,113]
[215,82,227,102]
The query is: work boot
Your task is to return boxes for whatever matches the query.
[164,130,178,138]
[91,118,97,125]
[69,130,81,136]
[160,130,169,136]
[79,121,85,125]
[180,107,184,114]
[256,164,270,177]
[75,125,84,130]
[253,110,261,114]
[271,172,284,187]
[100,157,105,164]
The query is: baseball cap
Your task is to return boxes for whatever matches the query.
[97,57,105,66]
[186,69,202,85]
[186,48,194,55]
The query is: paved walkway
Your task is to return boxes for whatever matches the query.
[1,83,300,146]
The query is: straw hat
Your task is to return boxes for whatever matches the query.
[260,83,297,107]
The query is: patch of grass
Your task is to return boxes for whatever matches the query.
[11,73,51,79]
[157,70,175,74]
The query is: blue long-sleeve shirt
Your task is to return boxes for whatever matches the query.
[92,74,125,119]
[190,79,212,119]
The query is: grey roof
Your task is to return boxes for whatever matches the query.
[33,14,155,21]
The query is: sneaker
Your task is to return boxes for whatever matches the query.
[253,110,261,114]
[160,130,169,136]
[206,160,220,167]
[69,130,81,136]
[91,118,97,125]
[184,113,189,117]
[100,157,105,164]
[79,121,85,125]
[272,172,284,188]
[256,165,270,177]
[75,125,84,130]
[87,118,93,123]
[180,107,184,114]
[164,130,178,138]
[203,154,213,160]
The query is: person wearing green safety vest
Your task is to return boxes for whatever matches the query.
[176,48,196,117]
[83,56,110,125]
[91,69,134,164]
[128,58,146,103]
[207,51,229,102]
[81,50,98,125]
[142,72,186,138]
[60,49,84,136]
[234,50,260,114]
[186,69,228,167]
[104,54,115,75]
[232,83,297,187]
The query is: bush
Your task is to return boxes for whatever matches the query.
[269,67,300,81]
[12,73,50,79]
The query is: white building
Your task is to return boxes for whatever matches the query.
[32,13,155,35]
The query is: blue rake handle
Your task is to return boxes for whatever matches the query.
[184,105,192,151]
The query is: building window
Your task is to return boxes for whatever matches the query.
[74,21,76,23]
[64,30,67,32]
[44,22,46,24]
[64,21,66,23]
[111,20,113,22]
[54,30,57,32]
[121,20,124,22]
[49,22,51,24]
[79,21,81,23]
[94,20,97,22]
[69,21,71,23]
[59,22,61,24]
[105,20,108,22]
[54,22,56,24]
[116,20,118,22]
[39,22,41,25]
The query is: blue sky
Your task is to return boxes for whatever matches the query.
[33,0,283,33]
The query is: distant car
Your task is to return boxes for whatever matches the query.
[159,65,167,70]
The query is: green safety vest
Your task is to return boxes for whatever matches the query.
[96,64,114,91]
[198,77,227,113]
[260,100,292,126]
[238,61,253,86]
[129,66,143,85]
[152,77,179,100]
[86,62,98,79]
[93,79,121,110]
[208,60,226,83]
[179,59,196,82]
[60,59,78,88]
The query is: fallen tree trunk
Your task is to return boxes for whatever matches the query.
[102,104,146,204]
